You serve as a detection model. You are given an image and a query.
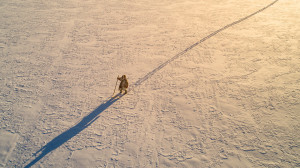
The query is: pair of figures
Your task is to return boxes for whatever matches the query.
[117,75,128,94]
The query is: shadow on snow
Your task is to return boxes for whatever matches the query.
[25,94,124,168]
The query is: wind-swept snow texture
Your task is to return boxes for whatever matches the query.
[1,0,299,167]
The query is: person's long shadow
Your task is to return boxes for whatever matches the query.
[24,93,124,168]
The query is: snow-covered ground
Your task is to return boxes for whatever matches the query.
[1,0,299,167]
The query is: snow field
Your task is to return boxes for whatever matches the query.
[0,0,299,167]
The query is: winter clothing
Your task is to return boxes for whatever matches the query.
[117,75,128,94]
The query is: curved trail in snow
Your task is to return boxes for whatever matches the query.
[130,0,279,91]
[24,1,279,167]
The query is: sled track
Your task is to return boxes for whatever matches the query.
[131,0,279,90]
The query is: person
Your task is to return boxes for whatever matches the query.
[117,75,128,94]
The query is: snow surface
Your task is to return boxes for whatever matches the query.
[0,0,299,167]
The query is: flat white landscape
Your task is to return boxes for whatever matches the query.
[0,0,299,167]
